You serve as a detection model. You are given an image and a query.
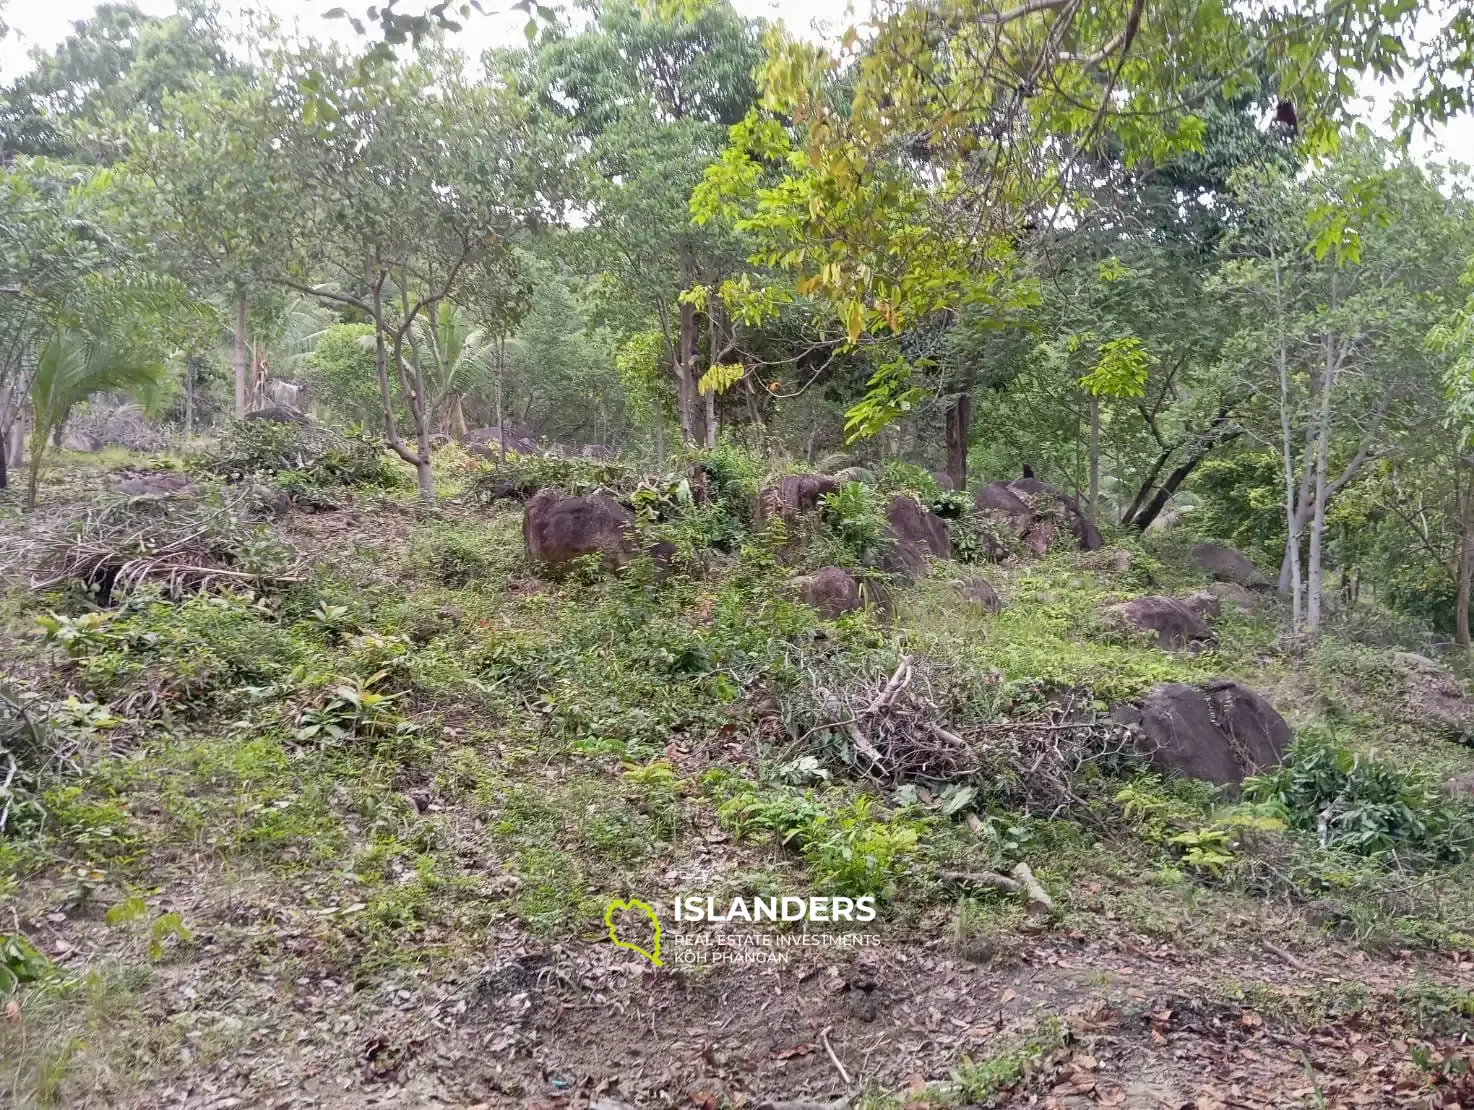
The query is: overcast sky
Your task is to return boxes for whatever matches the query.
[2,0,1471,166]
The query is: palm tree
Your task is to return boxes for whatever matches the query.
[411,302,502,441]
[26,328,164,507]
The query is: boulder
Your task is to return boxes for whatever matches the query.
[1182,590,1222,619]
[1446,772,1474,802]
[832,466,877,486]
[1390,652,1474,735]
[115,471,199,498]
[1192,542,1269,589]
[242,404,310,425]
[878,533,929,584]
[1208,581,1261,613]
[795,565,862,619]
[1106,596,1213,650]
[1202,680,1293,772]
[581,444,615,459]
[990,477,1108,554]
[1114,680,1290,785]
[975,482,1034,537]
[932,471,956,491]
[468,423,539,456]
[886,495,950,559]
[759,474,838,522]
[523,489,636,574]
[951,576,1001,613]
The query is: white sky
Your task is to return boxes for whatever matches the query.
[1,0,1471,165]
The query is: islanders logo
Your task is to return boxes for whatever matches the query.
[604,898,663,967]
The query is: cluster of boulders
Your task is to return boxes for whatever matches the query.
[974,477,1103,558]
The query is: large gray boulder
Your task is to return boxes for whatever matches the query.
[1192,542,1269,589]
[886,495,950,559]
[1113,681,1290,785]
[759,474,839,522]
[975,482,1033,538]
[1106,596,1214,650]
[951,576,1002,613]
[795,565,863,619]
[523,489,636,575]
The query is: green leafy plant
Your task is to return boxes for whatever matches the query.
[0,934,53,995]
[35,611,114,657]
[1245,732,1474,862]
[821,481,886,562]
[294,671,417,744]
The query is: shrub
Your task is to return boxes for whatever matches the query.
[1244,731,1474,863]
[820,481,887,563]
[196,419,401,490]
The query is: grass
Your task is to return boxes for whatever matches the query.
[4,450,1474,1103]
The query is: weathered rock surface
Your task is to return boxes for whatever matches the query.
[1113,680,1291,785]
[115,471,199,498]
[951,576,1002,613]
[523,489,636,574]
[243,403,311,425]
[1183,590,1222,619]
[974,482,1034,538]
[1208,581,1261,612]
[932,471,956,491]
[1107,596,1213,649]
[1390,652,1474,735]
[1192,542,1269,589]
[886,496,950,559]
[795,565,862,619]
[1447,771,1474,801]
[758,474,838,522]
[832,466,877,486]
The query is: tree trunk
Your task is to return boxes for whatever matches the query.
[1087,393,1100,521]
[704,385,717,449]
[1458,457,1474,652]
[233,290,248,419]
[496,337,507,463]
[1306,290,1339,640]
[944,391,972,491]
[184,356,196,440]
[1121,447,1173,526]
[675,248,701,445]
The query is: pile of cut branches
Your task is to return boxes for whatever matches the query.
[12,491,307,602]
[803,655,1137,816]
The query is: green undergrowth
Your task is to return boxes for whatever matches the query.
[4,450,1474,1107]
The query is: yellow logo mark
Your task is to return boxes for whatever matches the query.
[604,898,663,966]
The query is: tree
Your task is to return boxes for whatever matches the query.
[264,44,557,500]
[525,0,762,446]
[1213,143,1472,636]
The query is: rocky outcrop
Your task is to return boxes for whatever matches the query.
[974,482,1033,538]
[932,471,956,491]
[468,422,539,457]
[243,403,310,425]
[1106,596,1214,650]
[973,475,1102,555]
[523,489,636,575]
[1391,652,1474,736]
[951,576,1002,613]
[1113,680,1291,785]
[1207,581,1261,613]
[832,466,877,486]
[758,474,838,522]
[1192,542,1269,589]
[795,565,863,619]
[886,496,950,559]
